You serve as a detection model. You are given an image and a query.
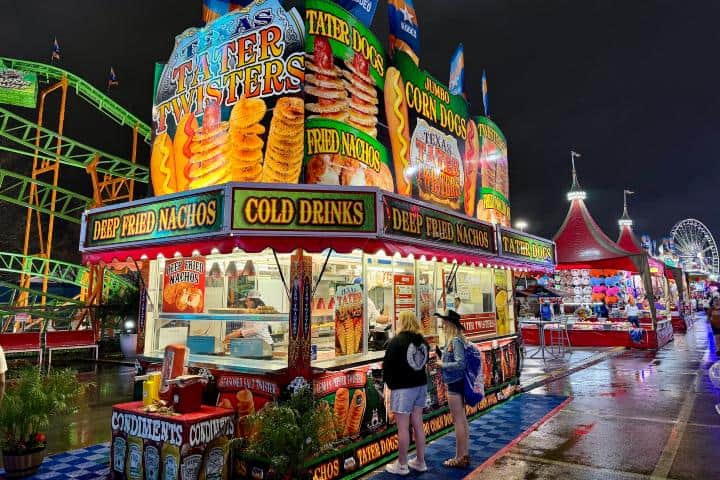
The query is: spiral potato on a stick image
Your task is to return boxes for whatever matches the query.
[228,95,266,182]
[261,96,304,183]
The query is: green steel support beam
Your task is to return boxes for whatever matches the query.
[0,57,151,143]
[0,280,81,306]
[0,167,91,223]
[0,252,137,296]
[0,106,149,183]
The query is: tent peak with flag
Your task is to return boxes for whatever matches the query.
[552,155,660,324]
[617,190,645,255]
[553,157,637,268]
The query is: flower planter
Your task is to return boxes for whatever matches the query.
[2,447,46,478]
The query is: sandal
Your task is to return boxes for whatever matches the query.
[443,455,470,468]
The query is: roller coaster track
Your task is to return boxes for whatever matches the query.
[0,106,149,183]
[0,167,91,223]
[0,280,82,307]
[0,252,136,296]
[0,57,151,143]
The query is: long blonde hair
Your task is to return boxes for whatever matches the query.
[398,311,422,334]
[443,321,466,347]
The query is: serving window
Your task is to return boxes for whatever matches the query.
[142,249,512,372]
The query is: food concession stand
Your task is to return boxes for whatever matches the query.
[78,0,557,477]
[80,184,555,479]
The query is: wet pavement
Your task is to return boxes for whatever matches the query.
[470,314,720,479]
[45,362,135,456]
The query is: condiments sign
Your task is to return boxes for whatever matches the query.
[381,194,495,254]
[231,187,377,233]
[498,228,555,266]
[83,190,224,249]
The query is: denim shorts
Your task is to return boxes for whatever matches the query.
[446,380,464,395]
[389,385,427,414]
[628,316,640,328]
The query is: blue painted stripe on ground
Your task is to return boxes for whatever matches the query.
[364,393,568,479]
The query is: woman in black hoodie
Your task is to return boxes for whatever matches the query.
[382,311,429,475]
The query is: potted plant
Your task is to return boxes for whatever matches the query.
[234,383,336,480]
[0,367,86,478]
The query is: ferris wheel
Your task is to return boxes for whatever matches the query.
[670,219,719,276]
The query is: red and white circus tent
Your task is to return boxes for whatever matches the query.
[552,165,660,326]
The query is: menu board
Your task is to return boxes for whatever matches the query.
[393,274,415,329]
[162,257,206,313]
[303,0,392,191]
[150,0,304,196]
[334,285,364,356]
[476,116,510,226]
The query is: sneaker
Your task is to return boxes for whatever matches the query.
[408,457,428,472]
[385,461,410,475]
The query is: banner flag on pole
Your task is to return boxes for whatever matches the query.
[202,0,254,24]
[51,37,61,62]
[388,0,421,64]
[108,67,119,89]
[481,68,489,116]
[449,43,465,97]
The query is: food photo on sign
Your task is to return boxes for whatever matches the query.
[150,0,304,196]
[303,0,393,191]
[162,257,206,314]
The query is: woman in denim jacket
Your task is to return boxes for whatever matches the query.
[434,310,470,468]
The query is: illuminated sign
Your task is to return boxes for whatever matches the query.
[476,116,511,226]
[0,68,37,108]
[231,187,377,233]
[381,194,495,254]
[304,0,392,192]
[150,1,304,195]
[83,190,224,249]
[498,228,555,266]
[386,50,470,211]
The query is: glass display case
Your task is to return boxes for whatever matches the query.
[143,248,514,373]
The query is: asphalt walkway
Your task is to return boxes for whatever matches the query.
[470,314,720,479]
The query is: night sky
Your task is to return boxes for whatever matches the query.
[4,0,719,250]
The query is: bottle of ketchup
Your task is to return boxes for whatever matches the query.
[159,344,188,401]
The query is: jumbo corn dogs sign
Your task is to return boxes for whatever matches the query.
[150,0,304,196]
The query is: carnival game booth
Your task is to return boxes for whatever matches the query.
[616,198,688,332]
[522,169,672,350]
[81,184,556,480]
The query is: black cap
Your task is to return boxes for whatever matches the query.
[434,309,464,331]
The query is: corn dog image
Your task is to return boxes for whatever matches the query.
[343,390,366,437]
[383,67,411,196]
[150,132,176,195]
[334,387,350,434]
